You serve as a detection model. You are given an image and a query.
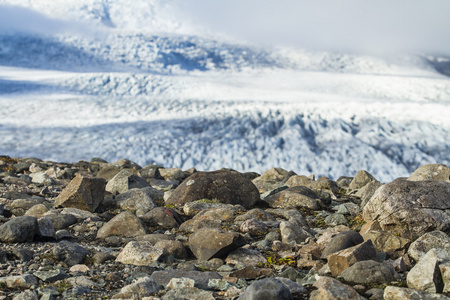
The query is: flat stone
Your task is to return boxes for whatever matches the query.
[33,269,69,283]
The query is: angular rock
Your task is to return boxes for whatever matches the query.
[112,276,162,299]
[141,207,182,229]
[36,217,56,240]
[280,221,314,244]
[162,287,215,300]
[13,290,38,300]
[116,241,164,266]
[362,230,410,258]
[324,213,348,226]
[407,248,447,293]
[188,228,245,261]
[363,179,450,239]
[105,169,150,195]
[53,240,90,267]
[310,276,366,300]
[97,211,146,238]
[340,260,399,285]
[30,172,56,185]
[439,260,450,294]
[159,167,185,183]
[0,216,38,243]
[54,173,106,212]
[356,180,383,209]
[238,277,293,300]
[225,248,268,267]
[252,167,294,193]
[44,213,77,230]
[408,231,450,262]
[33,269,69,283]
[183,201,230,217]
[408,164,450,182]
[166,169,260,209]
[150,270,221,290]
[113,187,159,215]
[349,170,377,190]
[240,218,269,234]
[384,286,450,300]
[321,231,364,259]
[328,239,378,276]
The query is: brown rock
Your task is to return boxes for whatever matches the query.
[97,211,146,238]
[328,239,378,276]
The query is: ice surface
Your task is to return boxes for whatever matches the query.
[0,0,449,182]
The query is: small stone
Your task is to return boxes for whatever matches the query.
[166,277,195,289]
[116,241,164,266]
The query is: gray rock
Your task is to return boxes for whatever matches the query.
[33,269,69,283]
[408,231,450,262]
[24,204,49,218]
[96,165,121,181]
[189,228,245,261]
[60,207,100,221]
[179,219,222,233]
[9,198,46,216]
[349,170,377,190]
[356,180,383,209]
[234,208,275,222]
[275,277,307,296]
[162,287,215,300]
[238,277,293,300]
[112,276,162,299]
[150,270,221,290]
[54,173,106,212]
[340,260,400,284]
[166,169,260,209]
[183,200,229,217]
[310,276,366,300]
[0,274,37,289]
[363,179,450,239]
[11,249,34,262]
[321,231,364,259]
[240,218,269,234]
[324,213,349,226]
[263,186,321,210]
[97,211,146,238]
[159,167,185,183]
[408,164,450,182]
[225,248,268,267]
[12,290,38,300]
[0,216,38,243]
[154,240,188,259]
[407,248,448,293]
[44,213,77,230]
[115,241,164,266]
[280,221,313,244]
[252,168,294,193]
[36,217,56,240]
[31,172,56,185]
[439,260,450,294]
[105,169,150,195]
[384,286,450,300]
[141,207,182,229]
[113,187,160,215]
[53,241,90,267]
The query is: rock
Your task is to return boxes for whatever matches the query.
[321,231,364,259]
[225,248,268,267]
[162,287,215,300]
[408,164,450,182]
[439,260,450,294]
[234,208,275,222]
[112,276,162,299]
[10,198,46,216]
[208,278,232,291]
[69,264,90,273]
[328,239,378,276]
[96,165,121,181]
[0,216,38,243]
[60,207,100,221]
[33,269,69,283]
[159,167,185,183]
[356,181,383,209]
[0,274,37,289]
[275,277,307,297]
[229,266,274,279]
[97,211,146,238]
[179,219,222,233]
[166,170,260,209]
[138,164,162,179]
[324,213,349,226]
[349,170,377,190]
[340,260,399,284]
[150,270,221,290]
[362,230,410,258]
[11,249,34,262]
[13,290,38,300]
[30,172,56,185]
[238,277,293,300]
[240,218,269,234]
[363,179,450,239]
[193,205,245,222]
[183,201,230,217]
[115,241,164,266]
[24,204,49,218]
[285,175,312,188]
[105,169,150,195]
[252,167,294,193]
[310,276,366,300]
[188,228,245,261]
[279,221,314,244]
[36,217,56,240]
[53,240,90,267]
[407,248,447,293]
[44,213,77,230]
[266,209,308,227]
[154,240,188,259]
[141,207,183,229]
[166,277,195,289]
[309,177,339,200]
[408,231,450,262]
[113,187,159,216]
[263,186,321,210]
[137,233,175,244]
[384,286,450,300]
[54,173,106,212]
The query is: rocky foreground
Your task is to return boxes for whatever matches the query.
[0,156,449,300]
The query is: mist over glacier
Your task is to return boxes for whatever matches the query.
[0,0,449,182]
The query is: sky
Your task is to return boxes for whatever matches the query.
[173,0,450,55]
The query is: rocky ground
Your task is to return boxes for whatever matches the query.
[0,155,449,300]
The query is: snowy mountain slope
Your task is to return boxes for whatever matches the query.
[0,0,449,181]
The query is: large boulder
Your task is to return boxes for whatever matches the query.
[54,173,106,212]
[166,170,259,209]
[188,228,245,261]
[363,179,450,239]
[408,164,450,182]
[0,216,38,243]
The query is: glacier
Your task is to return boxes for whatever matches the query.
[0,0,449,182]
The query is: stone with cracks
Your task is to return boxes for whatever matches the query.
[165,170,260,209]
[188,228,245,261]
[54,173,106,212]
[363,179,450,239]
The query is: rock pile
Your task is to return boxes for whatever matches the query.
[0,156,450,299]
